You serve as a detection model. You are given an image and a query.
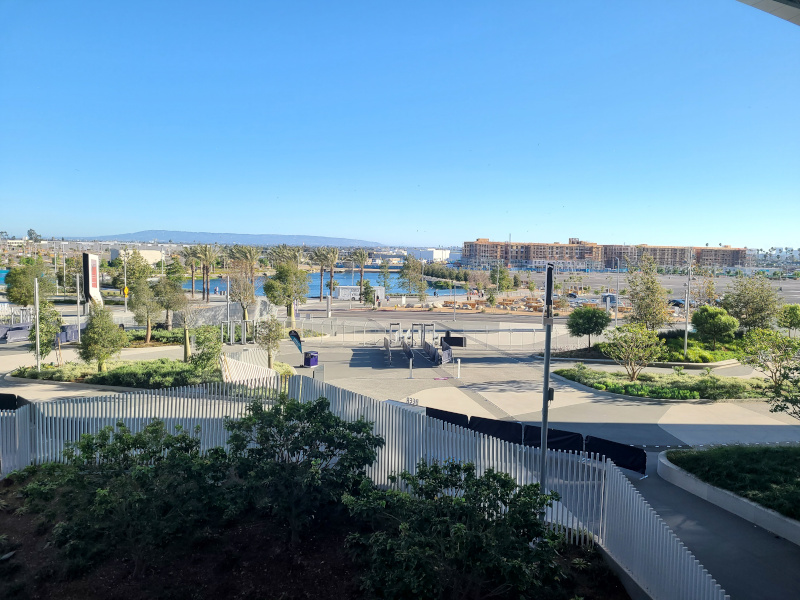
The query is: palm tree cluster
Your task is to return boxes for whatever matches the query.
[309,246,340,300]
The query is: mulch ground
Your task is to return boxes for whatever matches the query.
[0,478,630,600]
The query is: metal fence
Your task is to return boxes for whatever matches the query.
[0,369,728,600]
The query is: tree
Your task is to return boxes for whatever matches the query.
[112,249,153,292]
[690,274,717,307]
[378,261,391,295]
[263,262,308,328]
[190,325,222,378]
[490,264,513,292]
[195,244,221,302]
[225,396,384,545]
[512,273,521,289]
[362,280,375,306]
[527,280,536,297]
[129,280,161,343]
[739,329,800,419]
[5,260,56,306]
[177,301,202,362]
[691,306,738,350]
[603,324,665,381]
[566,307,611,348]
[350,248,369,302]
[255,314,283,369]
[322,247,340,301]
[309,246,330,301]
[29,300,63,362]
[487,290,497,307]
[78,304,128,371]
[228,245,262,287]
[153,278,187,331]
[344,461,560,600]
[228,261,257,321]
[778,304,800,337]
[722,273,781,331]
[626,254,670,331]
[165,256,186,284]
[27,228,42,243]
[181,247,199,299]
[399,255,427,301]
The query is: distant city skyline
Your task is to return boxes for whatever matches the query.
[1,1,798,247]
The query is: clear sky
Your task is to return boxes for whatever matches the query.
[1,0,798,248]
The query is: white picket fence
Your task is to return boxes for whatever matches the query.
[0,369,729,600]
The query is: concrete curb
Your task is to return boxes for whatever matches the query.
[3,373,144,394]
[595,545,652,600]
[657,451,800,548]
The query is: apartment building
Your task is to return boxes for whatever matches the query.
[463,238,749,269]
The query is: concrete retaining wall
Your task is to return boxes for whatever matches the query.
[658,451,800,547]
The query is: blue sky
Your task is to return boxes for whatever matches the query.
[1,0,798,248]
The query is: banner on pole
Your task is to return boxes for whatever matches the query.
[288,330,302,354]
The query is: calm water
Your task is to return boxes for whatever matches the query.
[182,270,467,297]
[0,270,7,285]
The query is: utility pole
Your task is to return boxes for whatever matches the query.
[34,278,41,372]
[123,248,128,313]
[226,273,231,344]
[540,263,555,494]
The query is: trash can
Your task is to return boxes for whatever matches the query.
[303,351,319,367]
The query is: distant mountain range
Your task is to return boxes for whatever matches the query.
[75,230,383,247]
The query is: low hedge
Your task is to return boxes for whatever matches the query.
[667,446,800,521]
[555,366,770,400]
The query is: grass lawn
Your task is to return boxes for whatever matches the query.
[667,446,800,521]
[555,366,770,400]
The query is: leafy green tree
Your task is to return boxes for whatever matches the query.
[527,280,536,296]
[255,314,284,369]
[566,306,612,348]
[228,263,256,321]
[344,460,560,600]
[487,290,497,307]
[190,325,222,378]
[603,324,665,381]
[57,256,82,293]
[378,261,391,295]
[512,273,521,289]
[112,249,153,291]
[153,278,187,330]
[739,329,800,419]
[490,264,513,291]
[129,280,161,343]
[691,306,739,349]
[78,304,128,371]
[29,300,63,362]
[362,280,375,306]
[225,396,384,545]
[263,262,309,328]
[626,254,670,330]
[399,255,427,301]
[778,304,800,337]
[165,256,186,284]
[5,260,56,306]
[723,273,781,331]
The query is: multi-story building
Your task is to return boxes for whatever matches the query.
[463,238,749,269]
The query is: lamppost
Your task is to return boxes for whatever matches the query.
[614,257,621,328]
[684,248,692,360]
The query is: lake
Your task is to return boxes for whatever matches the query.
[182,270,467,298]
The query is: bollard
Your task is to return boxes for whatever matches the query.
[457,358,461,379]
[409,356,413,379]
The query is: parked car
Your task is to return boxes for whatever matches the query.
[567,292,579,299]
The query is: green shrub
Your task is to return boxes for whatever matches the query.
[345,460,562,600]
[225,396,385,545]
[87,358,212,388]
[22,421,228,577]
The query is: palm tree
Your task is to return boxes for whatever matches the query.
[181,247,199,299]
[268,244,306,268]
[322,247,340,299]
[195,244,221,302]
[310,247,330,301]
[350,248,369,302]
[229,245,262,287]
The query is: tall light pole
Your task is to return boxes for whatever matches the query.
[123,247,128,314]
[540,263,555,494]
[76,273,81,343]
[614,257,620,328]
[684,248,692,360]
[34,278,41,372]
